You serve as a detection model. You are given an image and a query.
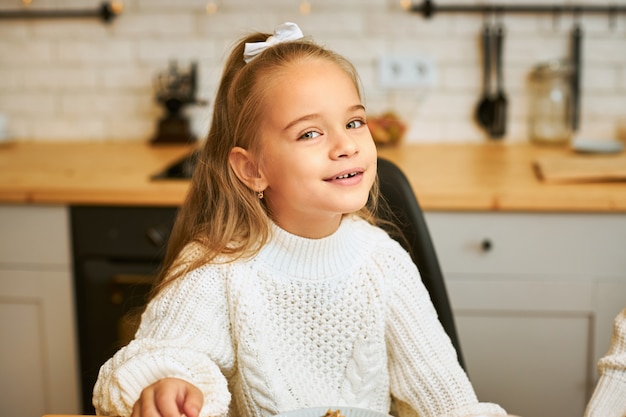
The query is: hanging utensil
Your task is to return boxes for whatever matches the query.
[475,22,494,130]
[490,23,507,138]
[570,20,582,132]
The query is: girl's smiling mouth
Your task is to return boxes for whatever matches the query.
[324,169,365,183]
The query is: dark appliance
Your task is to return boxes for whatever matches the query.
[151,150,199,180]
[71,205,178,413]
[151,61,206,145]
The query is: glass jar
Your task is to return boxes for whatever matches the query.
[528,60,573,145]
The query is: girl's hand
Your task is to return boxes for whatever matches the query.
[131,377,204,417]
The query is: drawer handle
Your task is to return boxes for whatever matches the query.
[112,274,156,286]
[146,226,167,247]
[481,238,492,252]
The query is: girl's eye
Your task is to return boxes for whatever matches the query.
[299,131,321,140]
[347,119,365,129]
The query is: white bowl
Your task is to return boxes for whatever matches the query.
[275,407,391,417]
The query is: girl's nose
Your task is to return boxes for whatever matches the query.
[330,130,359,159]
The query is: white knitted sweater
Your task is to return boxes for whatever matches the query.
[93,216,506,417]
[584,308,626,417]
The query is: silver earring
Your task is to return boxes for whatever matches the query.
[257,190,264,199]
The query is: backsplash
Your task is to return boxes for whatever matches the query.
[0,0,625,143]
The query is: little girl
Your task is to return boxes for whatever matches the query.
[93,22,508,417]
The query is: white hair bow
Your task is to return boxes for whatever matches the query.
[243,22,304,63]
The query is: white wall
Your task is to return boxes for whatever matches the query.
[0,0,625,143]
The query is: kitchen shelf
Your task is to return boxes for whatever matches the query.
[0,1,121,23]
[408,0,626,20]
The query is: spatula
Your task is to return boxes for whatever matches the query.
[490,24,507,139]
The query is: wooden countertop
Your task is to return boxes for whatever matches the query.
[377,142,626,212]
[0,142,194,206]
[1,141,625,211]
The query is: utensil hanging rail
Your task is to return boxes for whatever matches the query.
[0,1,121,23]
[409,0,626,19]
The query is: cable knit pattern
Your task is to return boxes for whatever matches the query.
[584,308,626,417]
[93,215,506,417]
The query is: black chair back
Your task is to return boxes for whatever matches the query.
[376,157,465,370]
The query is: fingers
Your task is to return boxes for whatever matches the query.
[132,385,162,417]
[155,383,187,417]
[132,378,204,417]
[180,384,203,417]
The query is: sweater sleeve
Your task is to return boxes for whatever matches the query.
[92,263,234,417]
[381,244,506,417]
[584,308,626,417]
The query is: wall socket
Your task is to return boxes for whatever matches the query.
[378,55,437,88]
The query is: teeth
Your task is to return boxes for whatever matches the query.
[336,172,357,179]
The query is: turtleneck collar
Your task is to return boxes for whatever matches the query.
[256,215,373,280]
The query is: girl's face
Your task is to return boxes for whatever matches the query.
[257,58,377,238]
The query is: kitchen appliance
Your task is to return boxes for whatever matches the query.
[152,149,199,180]
[71,205,178,413]
[151,61,205,145]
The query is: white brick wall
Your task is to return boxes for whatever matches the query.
[0,0,625,143]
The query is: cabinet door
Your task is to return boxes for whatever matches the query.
[424,211,626,417]
[449,279,592,417]
[0,269,80,417]
[0,205,79,416]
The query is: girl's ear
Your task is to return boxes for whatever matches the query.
[229,146,268,192]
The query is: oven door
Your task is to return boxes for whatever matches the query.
[75,258,158,412]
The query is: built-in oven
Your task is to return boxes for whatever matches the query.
[70,205,178,413]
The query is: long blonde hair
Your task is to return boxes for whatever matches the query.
[152,30,382,297]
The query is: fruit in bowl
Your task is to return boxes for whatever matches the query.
[367,111,407,147]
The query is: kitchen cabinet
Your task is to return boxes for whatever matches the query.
[425,211,626,417]
[0,205,80,417]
